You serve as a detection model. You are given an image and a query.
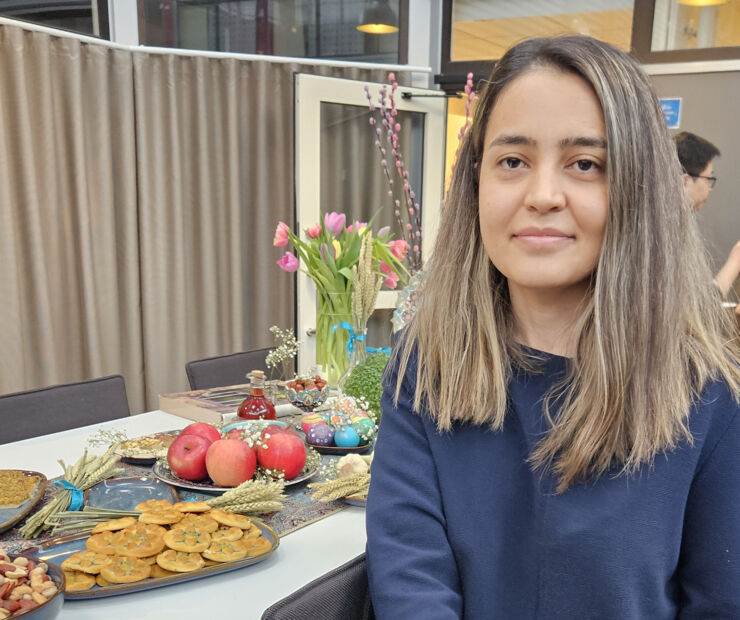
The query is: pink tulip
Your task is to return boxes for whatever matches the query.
[277,252,299,272]
[347,220,367,234]
[389,239,409,260]
[273,222,289,247]
[306,224,322,239]
[323,212,346,236]
[384,272,399,289]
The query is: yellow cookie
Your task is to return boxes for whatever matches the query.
[156,550,205,573]
[139,555,159,565]
[173,501,211,513]
[100,557,151,584]
[163,528,211,553]
[139,509,183,525]
[91,516,137,534]
[135,499,175,512]
[209,509,252,529]
[86,531,120,555]
[202,539,249,563]
[179,513,218,533]
[115,529,165,558]
[211,526,243,543]
[150,563,178,578]
[245,536,273,557]
[64,570,96,591]
[61,551,112,575]
[124,523,167,538]
[96,573,114,587]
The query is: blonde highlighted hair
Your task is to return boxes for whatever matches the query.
[393,35,740,492]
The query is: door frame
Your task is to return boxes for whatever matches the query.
[294,73,447,374]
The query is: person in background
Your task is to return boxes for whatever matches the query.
[366,36,740,619]
[675,131,740,313]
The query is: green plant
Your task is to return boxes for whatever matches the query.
[342,352,390,423]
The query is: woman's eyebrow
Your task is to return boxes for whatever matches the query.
[487,135,607,150]
[559,136,607,149]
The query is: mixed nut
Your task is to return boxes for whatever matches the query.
[0,551,58,617]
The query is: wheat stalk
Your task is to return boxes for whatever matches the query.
[309,473,371,502]
[352,233,383,330]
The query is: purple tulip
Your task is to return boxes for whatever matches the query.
[323,212,346,236]
[277,252,299,272]
[377,226,391,237]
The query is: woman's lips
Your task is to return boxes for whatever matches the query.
[513,228,573,249]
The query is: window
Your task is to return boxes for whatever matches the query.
[137,0,406,64]
[0,0,109,38]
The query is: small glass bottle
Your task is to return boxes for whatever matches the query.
[237,370,276,420]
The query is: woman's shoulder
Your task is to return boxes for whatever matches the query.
[691,376,740,471]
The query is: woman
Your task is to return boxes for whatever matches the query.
[366,36,740,619]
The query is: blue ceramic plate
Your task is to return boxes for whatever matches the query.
[0,470,47,534]
[84,476,179,511]
[26,518,279,600]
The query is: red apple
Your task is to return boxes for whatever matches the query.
[257,430,306,480]
[180,422,221,446]
[168,434,210,481]
[206,438,257,487]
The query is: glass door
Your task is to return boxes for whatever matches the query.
[294,73,446,374]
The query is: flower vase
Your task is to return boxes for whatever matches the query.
[316,291,353,387]
[337,326,368,390]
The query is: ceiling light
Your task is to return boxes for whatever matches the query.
[357,0,399,34]
[678,0,728,6]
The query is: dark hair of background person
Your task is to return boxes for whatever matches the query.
[674,131,721,176]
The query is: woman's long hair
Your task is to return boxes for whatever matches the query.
[393,35,740,492]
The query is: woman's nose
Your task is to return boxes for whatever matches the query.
[524,166,566,212]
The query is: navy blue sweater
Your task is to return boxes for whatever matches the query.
[366,349,740,619]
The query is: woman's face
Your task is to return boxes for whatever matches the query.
[478,68,608,300]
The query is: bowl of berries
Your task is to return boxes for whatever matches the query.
[285,375,329,410]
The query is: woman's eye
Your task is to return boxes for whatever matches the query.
[574,159,600,172]
[501,157,523,169]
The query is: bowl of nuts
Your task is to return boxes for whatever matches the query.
[285,375,329,410]
[0,551,64,619]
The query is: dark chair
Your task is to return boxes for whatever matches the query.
[0,375,130,444]
[185,348,279,390]
[261,553,373,620]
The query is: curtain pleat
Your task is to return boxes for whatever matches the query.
[0,25,144,410]
[0,20,411,412]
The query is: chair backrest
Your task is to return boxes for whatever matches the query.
[185,348,276,390]
[0,375,130,444]
[261,553,373,620]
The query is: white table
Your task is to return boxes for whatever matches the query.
[0,411,367,619]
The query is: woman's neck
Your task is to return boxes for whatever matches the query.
[508,283,590,358]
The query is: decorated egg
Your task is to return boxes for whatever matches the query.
[306,422,334,446]
[301,413,324,435]
[334,426,360,448]
[350,411,369,423]
[351,418,376,445]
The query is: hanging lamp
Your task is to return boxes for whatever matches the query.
[356,0,399,34]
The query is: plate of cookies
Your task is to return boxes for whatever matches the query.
[0,469,48,535]
[25,500,279,599]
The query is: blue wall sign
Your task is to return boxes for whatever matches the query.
[659,98,682,129]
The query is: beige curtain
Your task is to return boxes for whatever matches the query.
[0,25,145,409]
[0,19,405,412]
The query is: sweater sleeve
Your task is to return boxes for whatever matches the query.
[365,354,463,619]
[678,393,740,618]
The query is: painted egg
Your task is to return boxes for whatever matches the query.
[334,426,361,448]
[307,423,334,446]
[301,413,324,435]
[350,412,369,423]
[351,418,376,445]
